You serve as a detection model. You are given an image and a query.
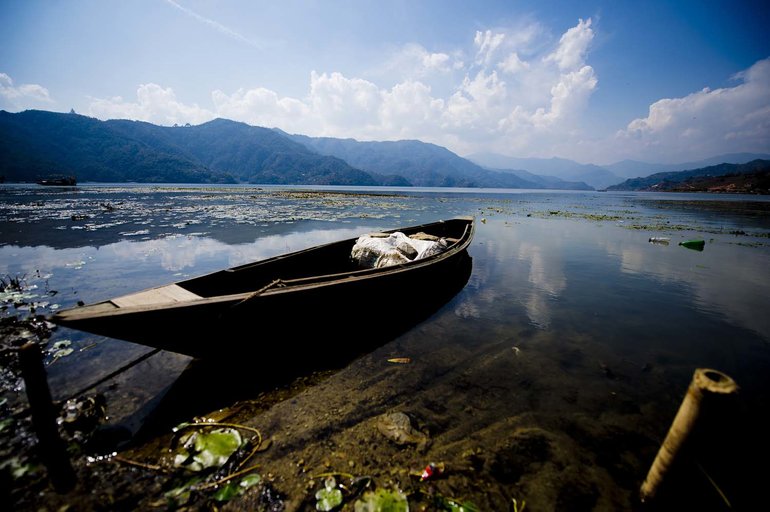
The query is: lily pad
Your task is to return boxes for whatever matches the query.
[239,472,262,489]
[174,428,243,471]
[315,476,343,511]
[354,488,409,512]
[212,482,240,502]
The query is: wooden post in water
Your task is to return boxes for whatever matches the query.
[19,343,76,493]
[640,368,738,502]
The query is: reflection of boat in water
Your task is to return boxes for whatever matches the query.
[37,175,77,186]
[51,217,475,359]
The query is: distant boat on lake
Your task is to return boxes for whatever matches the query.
[37,175,77,186]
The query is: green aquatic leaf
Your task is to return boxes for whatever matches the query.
[191,428,242,470]
[239,473,262,489]
[315,476,343,511]
[354,488,409,512]
[211,473,262,503]
[0,417,13,433]
[174,428,243,471]
[440,497,479,512]
[213,482,240,502]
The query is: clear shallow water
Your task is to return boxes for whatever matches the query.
[2,184,770,508]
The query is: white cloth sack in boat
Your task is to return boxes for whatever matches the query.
[351,231,448,268]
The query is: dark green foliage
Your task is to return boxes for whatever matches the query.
[0,111,383,185]
[287,133,560,188]
[607,159,770,192]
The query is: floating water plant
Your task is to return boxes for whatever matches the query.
[174,427,243,471]
[315,476,344,511]
[211,472,262,502]
[354,488,409,512]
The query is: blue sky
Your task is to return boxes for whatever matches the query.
[1,0,768,164]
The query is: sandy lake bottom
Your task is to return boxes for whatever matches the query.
[1,184,770,511]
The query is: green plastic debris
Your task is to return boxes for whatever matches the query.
[354,488,409,512]
[679,239,705,251]
[315,476,343,511]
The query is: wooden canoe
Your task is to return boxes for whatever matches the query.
[51,217,475,359]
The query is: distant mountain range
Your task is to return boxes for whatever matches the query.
[465,151,770,190]
[282,132,592,189]
[606,160,770,193]
[0,110,386,185]
[1,109,767,192]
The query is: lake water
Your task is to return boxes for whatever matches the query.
[2,183,769,510]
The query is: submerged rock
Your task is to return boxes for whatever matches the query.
[375,412,429,450]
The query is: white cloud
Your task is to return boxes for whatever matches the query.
[498,52,530,74]
[532,65,598,127]
[474,30,506,66]
[211,87,310,132]
[83,18,611,158]
[87,83,214,125]
[380,80,444,137]
[616,57,770,162]
[0,73,53,109]
[308,71,383,133]
[544,18,594,71]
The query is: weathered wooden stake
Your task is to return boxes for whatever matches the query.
[640,368,738,502]
[19,342,76,493]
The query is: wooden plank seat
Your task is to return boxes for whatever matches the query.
[111,284,202,308]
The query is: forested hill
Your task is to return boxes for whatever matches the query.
[286,133,593,189]
[0,110,398,185]
[606,159,770,193]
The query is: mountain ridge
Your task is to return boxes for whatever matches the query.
[2,110,765,191]
[606,159,770,192]
[283,132,592,190]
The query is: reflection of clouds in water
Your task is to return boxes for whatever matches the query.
[1,227,372,274]
[518,242,566,297]
[517,241,566,328]
[458,221,567,327]
[600,234,770,339]
[0,227,374,310]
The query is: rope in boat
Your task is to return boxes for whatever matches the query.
[230,279,285,309]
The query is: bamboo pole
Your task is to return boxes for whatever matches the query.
[640,368,738,502]
[19,343,76,493]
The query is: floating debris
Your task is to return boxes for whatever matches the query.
[648,237,670,245]
[387,357,411,364]
[420,461,445,481]
[679,239,706,251]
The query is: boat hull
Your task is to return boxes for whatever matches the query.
[52,217,475,359]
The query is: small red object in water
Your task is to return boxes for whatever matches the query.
[420,462,445,481]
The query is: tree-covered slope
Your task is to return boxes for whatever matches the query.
[0,111,390,185]
[287,134,567,188]
[606,159,770,192]
[0,110,226,183]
